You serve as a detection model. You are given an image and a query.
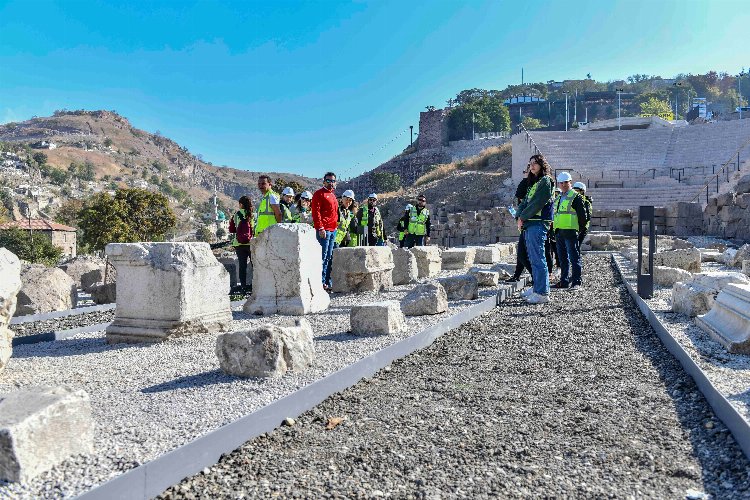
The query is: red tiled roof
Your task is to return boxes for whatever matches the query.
[0,219,76,232]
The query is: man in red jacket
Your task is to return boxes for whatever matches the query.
[312,171,340,291]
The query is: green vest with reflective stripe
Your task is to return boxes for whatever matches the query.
[583,196,592,230]
[280,202,294,223]
[360,207,383,238]
[255,190,279,235]
[335,209,354,244]
[407,206,429,235]
[554,190,579,230]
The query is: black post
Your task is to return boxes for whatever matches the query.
[410,125,413,146]
[637,205,655,299]
[716,175,719,193]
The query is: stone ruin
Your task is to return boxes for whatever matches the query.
[0,248,21,374]
[244,224,329,316]
[391,248,418,285]
[697,283,750,354]
[350,301,406,336]
[331,247,394,293]
[105,242,232,343]
[409,246,442,279]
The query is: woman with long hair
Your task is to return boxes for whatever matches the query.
[515,154,554,304]
[228,195,254,294]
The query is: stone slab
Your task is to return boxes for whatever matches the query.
[409,246,442,279]
[331,247,394,293]
[401,283,448,316]
[696,283,750,354]
[437,275,479,300]
[441,248,475,270]
[391,248,418,286]
[350,301,406,335]
[0,249,21,374]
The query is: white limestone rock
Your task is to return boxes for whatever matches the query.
[58,256,105,288]
[700,250,723,263]
[243,224,329,315]
[409,246,442,279]
[671,238,695,250]
[0,249,22,374]
[729,244,750,268]
[654,266,692,288]
[489,243,516,259]
[391,248,418,286]
[696,283,750,354]
[438,275,479,300]
[106,242,232,343]
[653,247,702,273]
[743,260,750,277]
[720,248,738,267]
[15,264,75,316]
[0,386,93,482]
[489,263,514,279]
[474,246,501,264]
[331,246,394,293]
[672,271,750,317]
[89,281,116,304]
[468,268,500,287]
[588,233,613,251]
[441,248,475,270]
[80,267,105,292]
[216,319,314,378]
[401,282,448,316]
[350,301,406,335]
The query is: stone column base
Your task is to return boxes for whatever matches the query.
[696,283,750,354]
[107,309,232,343]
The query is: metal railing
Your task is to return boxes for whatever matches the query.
[689,134,750,204]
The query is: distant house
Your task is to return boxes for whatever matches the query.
[30,140,57,150]
[0,219,77,257]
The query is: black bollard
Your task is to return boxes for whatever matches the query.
[637,205,655,299]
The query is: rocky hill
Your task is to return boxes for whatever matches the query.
[0,110,317,226]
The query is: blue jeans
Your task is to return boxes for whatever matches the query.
[524,223,549,296]
[317,229,337,288]
[556,230,582,287]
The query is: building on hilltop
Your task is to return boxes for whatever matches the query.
[0,219,77,257]
[418,109,449,150]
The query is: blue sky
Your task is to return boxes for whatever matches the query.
[1,0,748,179]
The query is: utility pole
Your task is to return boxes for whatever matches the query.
[563,91,569,131]
[740,69,746,120]
[409,125,413,146]
[574,89,577,124]
[472,113,475,140]
[673,82,683,119]
[615,87,624,130]
[548,100,551,127]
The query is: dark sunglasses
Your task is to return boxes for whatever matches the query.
[324,178,337,183]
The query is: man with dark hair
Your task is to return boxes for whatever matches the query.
[255,175,282,235]
[312,172,339,290]
[401,194,430,247]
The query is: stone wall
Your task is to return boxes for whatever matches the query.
[431,206,519,246]
[704,191,750,241]
[418,109,448,150]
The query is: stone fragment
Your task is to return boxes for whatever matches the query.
[80,268,105,292]
[409,246,442,278]
[106,242,232,343]
[653,247,702,273]
[654,266,692,287]
[588,232,613,251]
[216,318,314,378]
[474,246,501,264]
[331,247,394,293]
[696,283,750,354]
[391,248,418,286]
[490,263,514,279]
[441,248,475,270]
[720,248,738,267]
[743,260,750,277]
[89,281,116,304]
[350,301,406,335]
[730,244,750,268]
[437,275,479,300]
[468,268,500,287]
[0,249,22,373]
[736,173,750,194]
[490,243,516,260]
[0,386,93,482]
[400,283,448,316]
[15,264,75,316]
[700,250,723,263]
[670,238,695,250]
[58,256,105,288]
[672,271,750,317]
[243,224,329,315]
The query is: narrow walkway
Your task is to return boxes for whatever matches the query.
[160,256,750,498]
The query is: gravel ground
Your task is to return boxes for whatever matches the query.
[160,255,750,499]
[9,310,116,338]
[0,269,491,499]
[617,254,750,423]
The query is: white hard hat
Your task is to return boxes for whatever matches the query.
[556,171,573,182]
[342,189,355,199]
[573,181,586,191]
[300,191,313,200]
[368,193,378,200]
[405,203,413,210]
[281,187,295,197]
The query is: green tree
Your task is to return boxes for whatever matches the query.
[522,116,544,129]
[76,188,177,251]
[103,137,113,147]
[639,97,673,117]
[54,199,83,227]
[77,161,96,181]
[372,171,401,192]
[215,227,227,240]
[0,227,63,266]
[196,225,215,243]
[273,177,306,196]
[32,152,48,166]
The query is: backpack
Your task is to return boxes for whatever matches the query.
[236,211,252,244]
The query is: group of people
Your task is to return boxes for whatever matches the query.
[510,154,592,304]
[226,172,431,293]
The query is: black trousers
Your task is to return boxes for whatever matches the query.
[513,231,532,279]
[234,245,251,287]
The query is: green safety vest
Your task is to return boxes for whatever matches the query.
[553,190,579,230]
[524,179,553,222]
[231,209,251,247]
[583,196,592,230]
[360,207,383,238]
[335,209,354,244]
[255,190,279,235]
[407,206,429,236]
[280,202,294,223]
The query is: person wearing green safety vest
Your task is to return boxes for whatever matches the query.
[402,194,430,248]
[280,187,296,223]
[334,190,356,247]
[357,193,384,246]
[397,204,412,248]
[255,175,283,235]
[573,182,593,231]
[552,172,589,290]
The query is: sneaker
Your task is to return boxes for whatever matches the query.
[505,276,520,283]
[552,282,569,289]
[520,287,534,297]
[526,293,550,304]
[568,284,581,291]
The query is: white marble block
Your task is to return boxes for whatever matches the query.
[469,268,500,287]
[0,249,21,374]
[409,246,442,279]
[391,248,418,285]
[401,283,448,316]
[331,247,394,293]
[106,242,232,343]
[0,386,94,482]
[672,271,750,317]
[438,275,479,300]
[654,266,692,288]
[696,283,750,354]
[243,224,330,315]
[350,301,406,335]
[441,248,476,270]
[216,319,315,378]
[474,247,501,264]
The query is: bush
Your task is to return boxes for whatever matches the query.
[0,227,63,266]
[372,171,401,193]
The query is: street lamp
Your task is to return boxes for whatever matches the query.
[740,70,746,120]
[563,91,570,131]
[615,88,624,130]
[672,82,683,119]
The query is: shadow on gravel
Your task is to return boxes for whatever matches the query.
[142,369,236,393]
[613,262,743,496]
[11,337,148,359]
[315,332,369,342]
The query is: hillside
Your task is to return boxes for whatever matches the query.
[0,110,317,228]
